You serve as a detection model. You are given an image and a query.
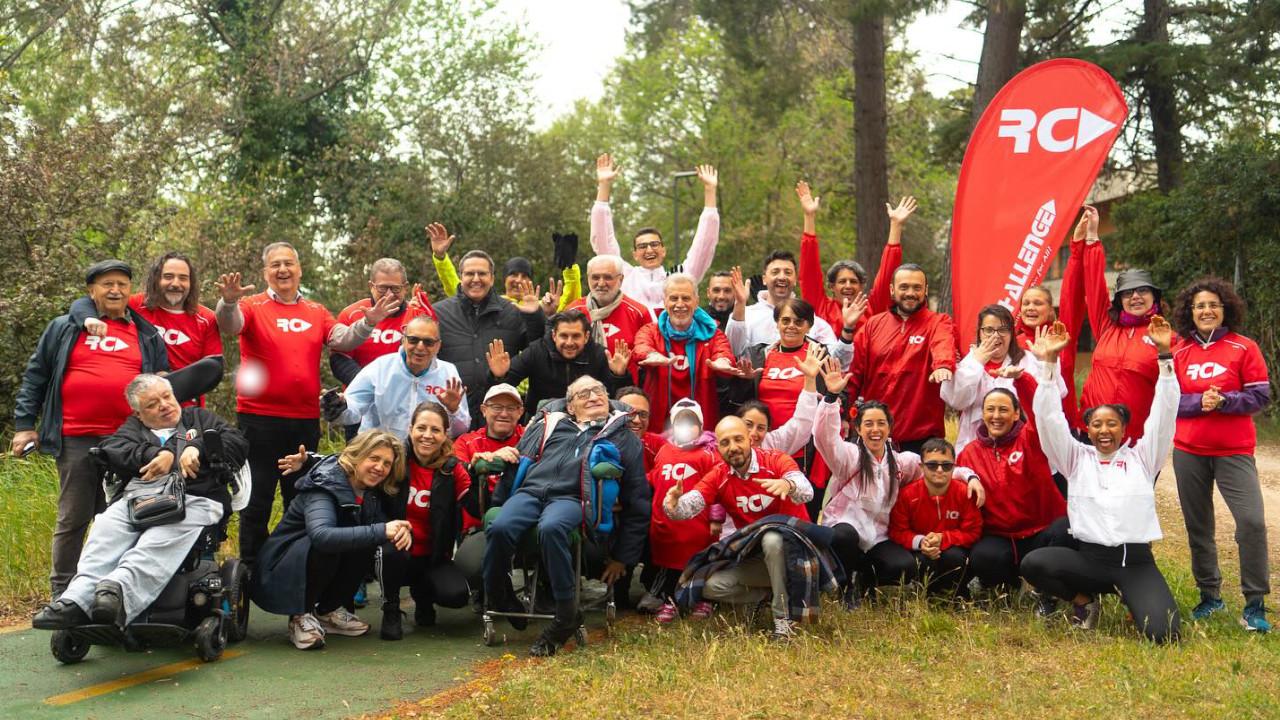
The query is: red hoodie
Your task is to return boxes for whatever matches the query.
[889,478,983,551]
[956,373,1066,539]
[799,235,900,333]
[847,307,958,442]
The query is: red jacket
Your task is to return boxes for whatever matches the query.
[847,307,957,442]
[956,374,1065,539]
[1016,239,1084,429]
[634,323,734,433]
[799,235,900,333]
[889,478,982,551]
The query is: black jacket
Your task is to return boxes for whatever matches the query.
[252,455,387,615]
[489,330,630,417]
[98,407,249,513]
[14,310,169,457]
[368,453,474,567]
[492,399,651,566]
[434,288,546,428]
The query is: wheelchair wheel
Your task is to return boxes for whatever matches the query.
[573,626,588,648]
[194,616,226,662]
[482,619,501,647]
[50,630,90,664]
[221,558,251,643]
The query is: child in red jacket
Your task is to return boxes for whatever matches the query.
[889,438,983,595]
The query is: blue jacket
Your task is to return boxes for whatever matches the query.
[252,455,387,616]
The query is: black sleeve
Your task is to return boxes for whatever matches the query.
[330,352,362,386]
[520,308,547,349]
[67,295,98,327]
[99,420,163,476]
[14,323,60,430]
[304,494,386,553]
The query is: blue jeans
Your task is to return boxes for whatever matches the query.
[483,492,581,602]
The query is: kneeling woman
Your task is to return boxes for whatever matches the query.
[1021,320,1181,643]
[253,430,412,650]
[375,402,473,640]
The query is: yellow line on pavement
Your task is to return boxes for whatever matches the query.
[0,623,31,635]
[43,648,244,706]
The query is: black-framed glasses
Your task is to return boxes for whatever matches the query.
[1118,287,1154,300]
[572,386,607,401]
[634,239,664,251]
[979,326,1012,337]
[373,283,406,294]
[923,461,955,471]
[404,335,440,347]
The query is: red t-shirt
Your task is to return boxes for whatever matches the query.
[61,321,143,436]
[648,442,721,569]
[642,432,666,473]
[234,293,338,418]
[405,462,472,558]
[758,347,831,488]
[689,448,809,528]
[565,295,653,355]
[128,294,222,371]
[1173,332,1269,456]
[335,300,433,369]
[455,426,525,531]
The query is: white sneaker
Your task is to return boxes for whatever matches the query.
[771,616,797,641]
[316,607,370,637]
[289,613,326,650]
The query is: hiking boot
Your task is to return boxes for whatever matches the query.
[316,607,370,637]
[1242,600,1271,633]
[770,616,797,641]
[529,599,579,657]
[415,603,437,628]
[690,601,715,620]
[1191,594,1226,620]
[655,601,679,624]
[380,602,404,641]
[1070,598,1101,630]
[289,613,326,650]
[90,579,126,628]
[33,599,90,630]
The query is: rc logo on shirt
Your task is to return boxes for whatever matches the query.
[154,326,192,346]
[371,329,402,345]
[276,318,313,333]
[1006,451,1023,465]
[670,355,689,371]
[1142,335,1156,347]
[602,323,621,339]
[907,335,926,345]
[660,463,697,483]
[945,510,960,520]
[737,494,775,513]
[765,367,802,381]
[84,336,130,352]
[1186,362,1227,381]
[408,485,431,509]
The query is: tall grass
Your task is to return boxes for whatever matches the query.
[0,454,58,615]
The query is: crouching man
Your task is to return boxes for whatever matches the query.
[34,374,248,629]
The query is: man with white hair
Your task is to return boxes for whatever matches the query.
[564,254,653,356]
[33,374,248,630]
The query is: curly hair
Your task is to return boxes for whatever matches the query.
[1172,276,1247,337]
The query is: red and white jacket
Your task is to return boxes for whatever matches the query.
[1173,329,1270,456]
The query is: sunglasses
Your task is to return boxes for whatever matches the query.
[404,335,440,347]
[923,461,955,472]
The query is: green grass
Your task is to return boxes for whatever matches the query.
[0,454,58,616]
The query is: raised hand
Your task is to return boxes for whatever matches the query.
[821,356,851,394]
[426,222,455,259]
[607,339,632,375]
[596,153,619,185]
[486,338,511,378]
[1147,314,1173,353]
[1071,205,1100,244]
[1030,320,1070,361]
[885,196,918,225]
[363,291,401,325]
[407,283,425,310]
[540,277,564,316]
[278,444,308,475]
[994,365,1024,380]
[730,266,750,307]
[438,377,466,413]
[841,293,868,331]
[795,181,821,216]
[795,340,828,379]
[216,272,255,304]
[696,164,718,190]
[514,282,543,314]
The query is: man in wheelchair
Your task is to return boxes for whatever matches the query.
[482,376,650,656]
[34,373,248,630]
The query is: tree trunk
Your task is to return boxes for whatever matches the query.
[853,14,889,280]
[1139,0,1183,191]
[970,0,1026,128]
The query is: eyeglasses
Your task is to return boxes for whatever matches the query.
[1192,302,1223,311]
[979,326,1012,337]
[923,461,956,471]
[1118,287,1153,299]
[483,403,522,415]
[571,386,607,401]
[628,410,651,420]
[373,284,406,294]
[634,240,664,251]
[404,335,440,347]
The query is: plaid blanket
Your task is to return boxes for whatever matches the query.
[675,514,843,623]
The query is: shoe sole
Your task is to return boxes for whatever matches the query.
[292,637,326,650]
[319,624,369,637]
[1240,618,1270,633]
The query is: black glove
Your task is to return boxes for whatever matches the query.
[320,388,348,424]
[552,232,579,271]
[668,262,685,275]
[748,274,765,299]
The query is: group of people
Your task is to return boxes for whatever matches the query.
[17,155,1271,659]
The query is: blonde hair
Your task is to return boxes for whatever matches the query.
[338,430,406,495]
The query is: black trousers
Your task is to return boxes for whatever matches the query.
[380,549,469,610]
[238,413,321,565]
[1021,542,1181,643]
[830,524,916,589]
[970,516,1072,589]
[306,546,373,616]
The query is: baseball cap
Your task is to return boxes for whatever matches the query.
[483,383,523,405]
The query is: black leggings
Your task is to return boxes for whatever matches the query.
[830,524,914,588]
[380,548,469,610]
[970,516,1072,589]
[306,547,373,615]
[1021,542,1181,644]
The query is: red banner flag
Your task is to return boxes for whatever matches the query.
[950,58,1126,350]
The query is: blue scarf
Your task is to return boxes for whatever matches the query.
[657,308,719,401]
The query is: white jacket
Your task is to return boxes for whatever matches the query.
[941,348,1066,454]
[338,352,470,440]
[763,389,819,456]
[1033,358,1177,548]
[590,201,719,312]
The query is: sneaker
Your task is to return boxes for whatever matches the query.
[1191,595,1226,620]
[1242,601,1271,633]
[289,613,326,650]
[316,607,370,637]
[1070,599,1101,630]
[90,579,126,628]
[33,599,91,630]
[770,616,797,641]
[1034,592,1059,618]
[655,601,679,624]
[690,601,715,620]
[352,582,368,609]
[636,592,664,614]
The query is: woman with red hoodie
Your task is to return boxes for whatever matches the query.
[957,369,1069,602]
